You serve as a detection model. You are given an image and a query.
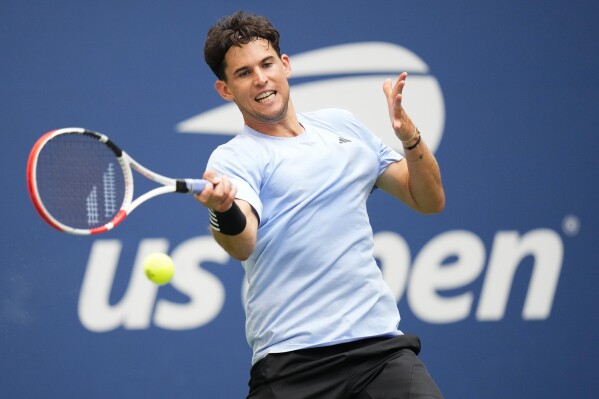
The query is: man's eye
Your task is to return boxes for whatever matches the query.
[263,62,273,68]
[238,71,249,77]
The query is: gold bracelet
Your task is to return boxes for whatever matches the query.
[400,127,419,143]
[406,153,424,162]
[403,133,422,151]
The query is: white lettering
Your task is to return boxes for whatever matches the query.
[408,230,485,323]
[78,228,565,331]
[154,236,228,329]
[78,239,168,332]
[79,237,229,332]
[476,229,563,320]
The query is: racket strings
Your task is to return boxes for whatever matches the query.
[35,133,127,229]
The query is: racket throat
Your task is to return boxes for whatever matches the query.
[176,180,191,193]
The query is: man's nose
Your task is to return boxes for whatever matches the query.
[254,69,268,86]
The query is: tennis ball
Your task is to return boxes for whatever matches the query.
[143,253,174,285]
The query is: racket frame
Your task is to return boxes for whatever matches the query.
[27,127,203,235]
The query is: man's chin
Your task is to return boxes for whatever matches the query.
[250,107,288,124]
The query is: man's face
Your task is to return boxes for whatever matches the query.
[216,38,292,129]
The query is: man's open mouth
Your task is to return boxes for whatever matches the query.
[255,91,276,103]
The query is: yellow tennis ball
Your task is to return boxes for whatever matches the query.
[143,253,174,285]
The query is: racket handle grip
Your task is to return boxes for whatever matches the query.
[177,179,209,194]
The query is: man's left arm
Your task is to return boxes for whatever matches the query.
[375,72,445,214]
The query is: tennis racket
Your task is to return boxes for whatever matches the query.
[27,127,208,235]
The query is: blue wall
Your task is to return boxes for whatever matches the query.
[2,1,598,398]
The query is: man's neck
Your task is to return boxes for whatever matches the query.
[245,103,304,138]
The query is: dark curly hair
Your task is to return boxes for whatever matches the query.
[204,11,282,81]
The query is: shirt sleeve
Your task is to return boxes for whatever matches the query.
[206,140,263,223]
[342,109,403,176]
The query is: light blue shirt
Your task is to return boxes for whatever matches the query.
[207,109,404,364]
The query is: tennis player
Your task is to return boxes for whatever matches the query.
[196,11,445,398]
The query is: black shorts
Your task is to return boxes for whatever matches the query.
[247,334,443,399]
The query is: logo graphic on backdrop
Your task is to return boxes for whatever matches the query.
[78,42,566,332]
[176,42,445,154]
[79,229,565,332]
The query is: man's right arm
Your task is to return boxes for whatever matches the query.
[195,171,258,261]
[210,199,258,261]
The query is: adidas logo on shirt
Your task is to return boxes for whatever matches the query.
[338,137,352,144]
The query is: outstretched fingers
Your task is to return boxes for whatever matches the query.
[383,72,410,132]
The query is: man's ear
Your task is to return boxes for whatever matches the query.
[215,80,234,101]
[281,54,292,78]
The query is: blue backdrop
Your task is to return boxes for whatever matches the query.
[2,1,598,398]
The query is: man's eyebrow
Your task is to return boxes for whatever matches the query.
[232,65,249,76]
[232,56,275,76]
